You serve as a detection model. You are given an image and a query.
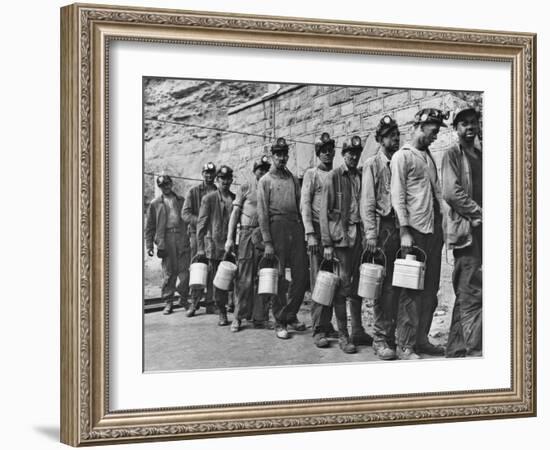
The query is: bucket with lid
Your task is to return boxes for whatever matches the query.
[311,258,340,306]
[358,248,386,300]
[213,252,237,291]
[258,255,279,295]
[392,246,426,290]
[189,254,209,289]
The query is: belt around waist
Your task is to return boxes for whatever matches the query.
[270,215,301,223]
[240,225,259,230]
[166,227,183,233]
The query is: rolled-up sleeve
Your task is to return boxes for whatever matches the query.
[257,177,272,243]
[361,161,378,240]
[391,151,410,228]
[300,170,315,235]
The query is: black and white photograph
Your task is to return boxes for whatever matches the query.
[143,78,483,372]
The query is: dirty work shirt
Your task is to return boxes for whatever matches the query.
[300,167,331,234]
[257,166,301,244]
[466,148,483,207]
[163,194,181,228]
[234,181,259,228]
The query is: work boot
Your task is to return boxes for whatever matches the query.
[373,341,397,360]
[396,346,421,360]
[287,319,307,332]
[175,297,190,310]
[186,294,201,317]
[218,307,229,326]
[313,332,329,349]
[275,324,290,340]
[162,300,173,315]
[230,319,241,332]
[416,342,445,356]
[338,334,357,354]
[351,329,373,346]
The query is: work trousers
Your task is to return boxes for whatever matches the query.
[333,225,364,338]
[372,217,401,346]
[234,228,270,322]
[446,225,483,357]
[309,222,334,336]
[161,231,190,301]
[270,219,308,326]
[395,214,443,348]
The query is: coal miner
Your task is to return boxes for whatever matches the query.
[196,165,236,326]
[390,108,447,359]
[257,137,308,340]
[320,136,373,354]
[360,116,401,360]
[224,156,272,332]
[442,107,483,357]
[144,175,190,315]
[182,162,218,317]
[301,132,337,348]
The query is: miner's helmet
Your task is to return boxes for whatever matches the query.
[452,106,480,127]
[156,175,173,187]
[342,135,364,154]
[217,165,234,179]
[314,132,335,156]
[202,162,217,173]
[413,108,449,127]
[271,137,289,154]
[253,155,271,172]
[375,115,399,142]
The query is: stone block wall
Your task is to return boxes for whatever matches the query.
[221,84,481,185]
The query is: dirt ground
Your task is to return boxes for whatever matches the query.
[143,251,455,372]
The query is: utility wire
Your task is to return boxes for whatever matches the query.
[144,117,351,149]
[144,172,241,186]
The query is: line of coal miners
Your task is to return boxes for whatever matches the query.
[145,106,482,360]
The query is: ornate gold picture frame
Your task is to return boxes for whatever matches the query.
[60,3,536,446]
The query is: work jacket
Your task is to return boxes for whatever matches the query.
[197,190,236,260]
[390,144,442,234]
[145,193,188,251]
[181,182,217,232]
[441,143,483,249]
[361,150,394,240]
[300,166,331,235]
[320,164,362,248]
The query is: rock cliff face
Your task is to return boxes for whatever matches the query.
[143,78,268,203]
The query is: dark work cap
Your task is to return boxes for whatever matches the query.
[452,106,480,127]
[271,137,289,153]
[202,162,217,173]
[156,175,173,187]
[342,135,363,153]
[375,115,399,142]
[314,132,335,155]
[414,108,449,127]
[253,155,271,172]
[217,165,234,179]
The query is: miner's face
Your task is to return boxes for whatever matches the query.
[343,149,361,170]
[203,170,216,184]
[381,128,401,153]
[318,144,335,165]
[272,151,289,170]
[455,112,480,142]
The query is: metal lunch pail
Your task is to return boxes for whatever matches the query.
[392,246,426,290]
[189,254,209,289]
[213,252,237,291]
[311,258,340,306]
[258,255,279,295]
[358,248,386,300]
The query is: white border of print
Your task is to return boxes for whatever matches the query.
[109,40,510,411]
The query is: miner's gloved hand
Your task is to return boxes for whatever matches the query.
[399,227,414,253]
[307,233,319,255]
[263,242,275,259]
[147,249,154,257]
[224,239,234,254]
[157,248,168,259]
[323,246,334,261]
[365,238,377,254]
